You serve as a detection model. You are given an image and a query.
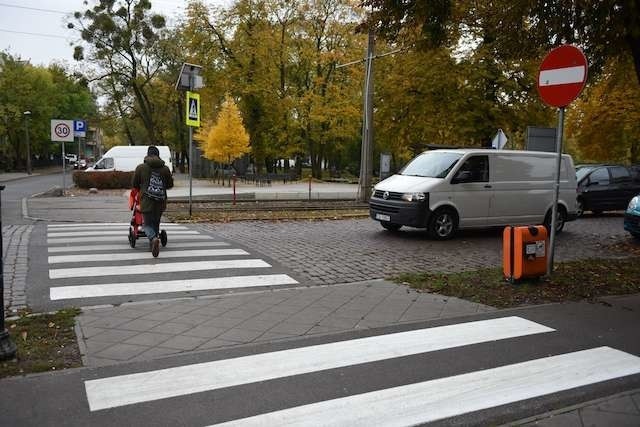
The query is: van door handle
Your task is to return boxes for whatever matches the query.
[484,184,492,189]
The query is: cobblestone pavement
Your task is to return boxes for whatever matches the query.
[203,214,631,285]
[2,225,33,313]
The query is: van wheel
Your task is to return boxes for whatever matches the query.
[428,207,458,240]
[544,206,567,234]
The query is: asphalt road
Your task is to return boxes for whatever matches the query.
[1,297,639,426]
[1,172,63,225]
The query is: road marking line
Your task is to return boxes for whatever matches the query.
[50,274,298,300]
[48,249,249,264]
[210,346,640,427]
[539,65,586,86]
[84,316,553,411]
[50,259,271,279]
[47,230,199,237]
[48,235,213,244]
[48,222,183,228]
[48,225,188,232]
[48,241,230,253]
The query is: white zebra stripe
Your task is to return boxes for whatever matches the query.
[48,241,230,253]
[48,222,182,228]
[48,249,249,264]
[47,230,199,237]
[50,259,271,279]
[84,316,553,411]
[48,235,213,244]
[50,274,298,300]
[211,347,640,427]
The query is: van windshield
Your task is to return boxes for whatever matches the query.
[399,152,463,178]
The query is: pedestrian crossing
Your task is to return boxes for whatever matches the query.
[81,315,640,425]
[46,222,298,301]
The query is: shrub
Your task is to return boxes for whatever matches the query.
[72,171,134,189]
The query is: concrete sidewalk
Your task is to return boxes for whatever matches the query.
[75,280,493,367]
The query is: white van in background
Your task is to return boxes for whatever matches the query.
[369,149,578,239]
[86,146,173,173]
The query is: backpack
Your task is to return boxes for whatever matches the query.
[144,169,166,201]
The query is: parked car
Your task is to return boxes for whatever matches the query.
[64,154,78,164]
[369,149,578,239]
[74,159,87,170]
[624,193,640,239]
[576,165,640,216]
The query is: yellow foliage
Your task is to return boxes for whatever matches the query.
[566,57,640,163]
[198,94,251,164]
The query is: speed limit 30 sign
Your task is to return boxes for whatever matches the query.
[537,45,588,108]
[50,119,75,142]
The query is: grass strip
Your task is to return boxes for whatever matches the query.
[396,257,640,308]
[0,308,82,379]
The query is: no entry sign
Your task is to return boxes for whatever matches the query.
[537,45,588,108]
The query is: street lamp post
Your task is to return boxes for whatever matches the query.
[23,111,32,175]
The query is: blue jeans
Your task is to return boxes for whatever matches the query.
[143,211,162,242]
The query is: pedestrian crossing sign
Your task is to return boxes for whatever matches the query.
[186,91,200,127]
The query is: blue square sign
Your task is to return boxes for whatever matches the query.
[74,120,87,137]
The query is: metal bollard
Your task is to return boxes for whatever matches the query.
[232,174,237,206]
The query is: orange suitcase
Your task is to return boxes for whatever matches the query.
[503,225,548,281]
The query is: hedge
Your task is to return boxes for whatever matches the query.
[72,171,134,189]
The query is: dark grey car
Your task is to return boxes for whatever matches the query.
[576,165,640,215]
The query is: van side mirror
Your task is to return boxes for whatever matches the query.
[452,170,472,184]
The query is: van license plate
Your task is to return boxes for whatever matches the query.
[376,214,391,222]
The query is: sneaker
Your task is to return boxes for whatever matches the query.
[151,237,160,258]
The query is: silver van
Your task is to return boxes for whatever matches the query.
[369,149,579,239]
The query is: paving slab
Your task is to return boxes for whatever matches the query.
[75,280,494,367]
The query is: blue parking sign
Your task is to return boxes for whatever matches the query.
[74,120,87,137]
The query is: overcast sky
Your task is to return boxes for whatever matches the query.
[0,0,229,67]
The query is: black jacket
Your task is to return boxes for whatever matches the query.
[132,156,174,214]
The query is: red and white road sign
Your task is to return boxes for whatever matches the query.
[50,119,75,142]
[537,45,588,108]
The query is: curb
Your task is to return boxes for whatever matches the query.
[503,387,640,426]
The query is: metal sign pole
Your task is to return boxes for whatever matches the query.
[61,141,66,194]
[547,107,565,276]
[188,72,194,218]
[0,185,18,360]
[189,125,193,218]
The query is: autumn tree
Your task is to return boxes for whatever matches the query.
[198,95,251,166]
[180,0,364,177]
[0,54,96,171]
[69,0,167,144]
[363,0,640,86]
[566,57,640,164]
